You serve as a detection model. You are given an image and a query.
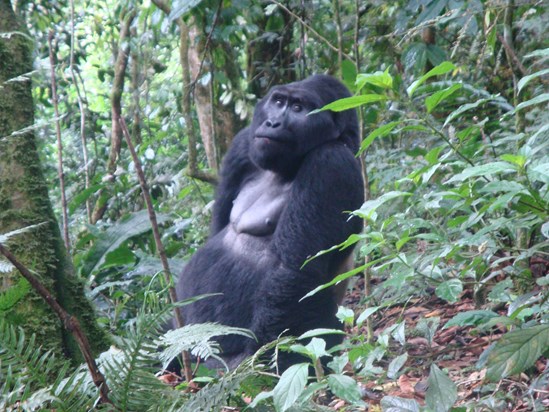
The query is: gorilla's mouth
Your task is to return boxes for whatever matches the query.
[254,135,291,145]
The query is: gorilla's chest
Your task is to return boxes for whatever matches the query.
[230,171,292,236]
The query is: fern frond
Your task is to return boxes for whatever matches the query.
[0,318,60,389]
[99,309,175,411]
[0,319,98,411]
[157,322,256,370]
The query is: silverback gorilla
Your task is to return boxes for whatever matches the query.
[176,75,364,370]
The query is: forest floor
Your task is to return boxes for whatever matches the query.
[335,277,549,411]
[161,276,548,411]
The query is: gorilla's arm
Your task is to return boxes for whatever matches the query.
[210,128,257,235]
[273,143,364,275]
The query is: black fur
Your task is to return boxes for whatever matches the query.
[176,75,364,370]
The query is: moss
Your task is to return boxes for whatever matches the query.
[0,2,109,362]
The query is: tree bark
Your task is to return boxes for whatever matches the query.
[0,0,108,361]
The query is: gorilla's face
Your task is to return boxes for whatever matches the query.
[249,82,339,176]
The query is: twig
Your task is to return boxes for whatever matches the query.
[497,34,527,77]
[47,31,70,253]
[118,116,193,383]
[0,243,112,405]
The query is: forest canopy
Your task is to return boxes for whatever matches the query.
[0,0,548,411]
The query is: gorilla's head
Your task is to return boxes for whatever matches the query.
[249,75,359,176]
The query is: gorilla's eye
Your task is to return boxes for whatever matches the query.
[292,103,303,112]
[274,96,284,106]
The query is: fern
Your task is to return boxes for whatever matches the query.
[98,310,177,411]
[0,319,59,388]
[0,319,98,411]
[157,322,255,371]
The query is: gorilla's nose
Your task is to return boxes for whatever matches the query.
[265,119,281,128]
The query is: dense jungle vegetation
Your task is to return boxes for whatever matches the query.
[0,0,548,410]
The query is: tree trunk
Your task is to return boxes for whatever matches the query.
[0,0,108,361]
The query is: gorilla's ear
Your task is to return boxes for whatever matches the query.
[333,109,360,153]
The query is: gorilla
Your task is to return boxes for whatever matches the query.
[176,74,364,370]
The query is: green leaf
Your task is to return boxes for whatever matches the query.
[415,0,447,24]
[426,364,458,412]
[158,320,254,369]
[327,374,365,404]
[356,69,393,91]
[68,183,105,214]
[169,0,205,20]
[102,245,136,268]
[445,162,517,183]
[381,396,420,412]
[273,363,309,412]
[425,146,445,165]
[435,279,463,303]
[310,94,387,114]
[443,97,494,127]
[304,337,330,360]
[517,68,549,93]
[524,48,549,58]
[486,324,549,381]
[341,60,358,91]
[407,61,456,97]
[358,121,401,154]
[444,310,499,328]
[356,306,379,326]
[387,353,408,379]
[425,83,462,113]
[81,210,172,276]
[500,154,526,168]
[301,256,390,300]
[404,43,427,73]
[514,93,549,113]
[298,328,346,340]
[355,191,412,221]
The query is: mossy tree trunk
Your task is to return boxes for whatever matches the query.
[0,0,108,361]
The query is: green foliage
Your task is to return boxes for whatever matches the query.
[0,277,30,311]
[79,210,173,277]
[0,319,96,411]
[426,364,458,412]
[482,324,549,382]
[7,0,547,409]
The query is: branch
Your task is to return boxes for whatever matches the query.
[118,116,194,383]
[0,243,112,405]
[497,33,527,77]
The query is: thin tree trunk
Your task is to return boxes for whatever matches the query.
[91,10,136,224]
[48,31,71,253]
[69,0,92,223]
[151,0,217,184]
